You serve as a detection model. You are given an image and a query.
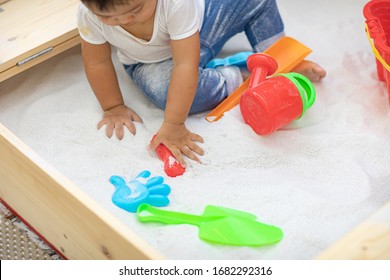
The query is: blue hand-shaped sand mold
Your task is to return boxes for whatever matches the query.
[205,51,254,69]
[109,170,171,213]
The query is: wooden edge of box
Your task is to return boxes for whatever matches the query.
[316,201,390,259]
[0,31,81,83]
[0,122,164,260]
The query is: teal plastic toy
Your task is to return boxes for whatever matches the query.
[137,204,283,246]
[109,170,171,213]
[206,51,254,69]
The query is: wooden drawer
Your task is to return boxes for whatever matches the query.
[0,0,81,82]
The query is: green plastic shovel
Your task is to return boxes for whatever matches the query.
[137,204,283,246]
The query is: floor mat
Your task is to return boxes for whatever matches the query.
[0,202,62,260]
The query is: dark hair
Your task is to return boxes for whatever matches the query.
[81,0,131,11]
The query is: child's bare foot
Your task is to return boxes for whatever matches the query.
[292,60,326,82]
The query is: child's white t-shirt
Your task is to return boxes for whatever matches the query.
[77,0,205,65]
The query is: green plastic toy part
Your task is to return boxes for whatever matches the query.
[137,204,283,247]
[277,72,316,116]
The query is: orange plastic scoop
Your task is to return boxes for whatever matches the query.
[205,36,312,122]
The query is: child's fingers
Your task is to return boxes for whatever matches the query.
[190,133,204,143]
[97,119,107,130]
[147,136,160,151]
[169,146,186,168]
[131,113,143,124]
[105,123,115,138]
[124,120,137,135]
[115,122,125,140]
[187,142,204,156]
[180,146,201,164]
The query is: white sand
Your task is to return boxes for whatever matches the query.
[1,0,390,259]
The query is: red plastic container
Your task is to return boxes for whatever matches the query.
[364,0,390,102]
[240,73,315,136]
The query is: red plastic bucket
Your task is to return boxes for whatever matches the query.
[364,0,390,102]
[239,73,315,135]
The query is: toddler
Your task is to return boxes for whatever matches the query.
[77,0,326,167]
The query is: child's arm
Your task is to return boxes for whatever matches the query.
[81,39,143,139]
[148,32,204,167]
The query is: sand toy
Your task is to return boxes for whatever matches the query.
[137,204,283,246]
[151,135,185,178]
[364,0,390,102]
[240,71,316,135]
[205,51,254,68]
[205,36,312,122]
[109,170,171,213]
[246,53,278,89]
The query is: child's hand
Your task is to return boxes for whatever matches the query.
[148,122,204,167]
[97,104,143,139]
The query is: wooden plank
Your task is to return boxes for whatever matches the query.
[0,0,80,80]
[0,122,164,260]
[317,201,390,259]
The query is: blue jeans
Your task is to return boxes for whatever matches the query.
[124,0,284,114]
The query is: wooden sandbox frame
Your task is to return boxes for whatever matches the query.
[0,0,389,260]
